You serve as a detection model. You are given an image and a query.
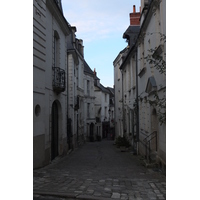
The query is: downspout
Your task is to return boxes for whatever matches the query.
[120,69,124,137]
[114,84,116,139]
[135,49,139,155]
[77,112,79,145]
[66,31,73,150]
[66,47,70,150]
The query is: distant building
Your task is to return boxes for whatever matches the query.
[33,0,98,169]
[67,26,85,148]
[83,61,96,141]
[114,4,140,146]
[94,70,111,140]
[107,87,115,140]
[113,48,126,139]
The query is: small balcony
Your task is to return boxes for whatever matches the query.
[52,67,65,93]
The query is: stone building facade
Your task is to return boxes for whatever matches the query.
[83,61,96,141]
[67,26,85,148]
[113,0,166,169]
[33,0,71,169]
[113,4,140,146]
[137,0,166,169]
[33,0,114,169]
[94,70,111,140]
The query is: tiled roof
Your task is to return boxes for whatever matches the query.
[84,60,94,76]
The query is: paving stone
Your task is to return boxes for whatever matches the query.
[120,193,128,200]
[128,196,137,200]
[86,189,94,195]
[111,192,120,199]
[101,192,112,198]
[74,191,83,194]
[154,189,161,194]
[77,194,104,200]
[158,197,165,200]
[157,194,164,197]
[112,187,122,193]
[104,187,112,193]
[93,191,101,197]
[33,141,166,200]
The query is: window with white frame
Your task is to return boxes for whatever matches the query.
[87,80,90,95]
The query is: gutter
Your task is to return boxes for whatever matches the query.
[120,69,124,137]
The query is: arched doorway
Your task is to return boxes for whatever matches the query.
[51,101,59,160]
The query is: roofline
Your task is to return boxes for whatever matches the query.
[46,0,72,35]
[120,0,156,70]
[113,46,128,65]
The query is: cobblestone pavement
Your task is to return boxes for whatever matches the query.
[33,140,166,200]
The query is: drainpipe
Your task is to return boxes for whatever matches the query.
[135,49,139,155]
[120,69,124,137]
[66,47,70,150]
[77,112,79,146]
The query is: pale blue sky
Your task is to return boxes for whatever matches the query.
[62,0,140,87]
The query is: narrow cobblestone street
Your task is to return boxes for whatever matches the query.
[33,140,166,200]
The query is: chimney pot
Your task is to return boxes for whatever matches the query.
[94,68,96,76]
[129,5,141,26]
[133,5,136,13]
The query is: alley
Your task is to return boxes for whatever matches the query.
[33,140,166,200]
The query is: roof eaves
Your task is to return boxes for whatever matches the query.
[120,0,156,70]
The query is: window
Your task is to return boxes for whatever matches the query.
[87,80,90,95]
[87,103,90,118]
[105,107,107,119]
[105,94,107,102]
[35,104,41,117]
[54,31,60,67]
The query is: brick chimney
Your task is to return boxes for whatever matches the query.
[130,5,141,26]
[94,68,97,76]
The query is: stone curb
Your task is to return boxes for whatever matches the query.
[33,190,77,199]
[33,190,112,200]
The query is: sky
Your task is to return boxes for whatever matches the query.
[62,0,141,88]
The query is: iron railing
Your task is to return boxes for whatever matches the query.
[52,67,65,93]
